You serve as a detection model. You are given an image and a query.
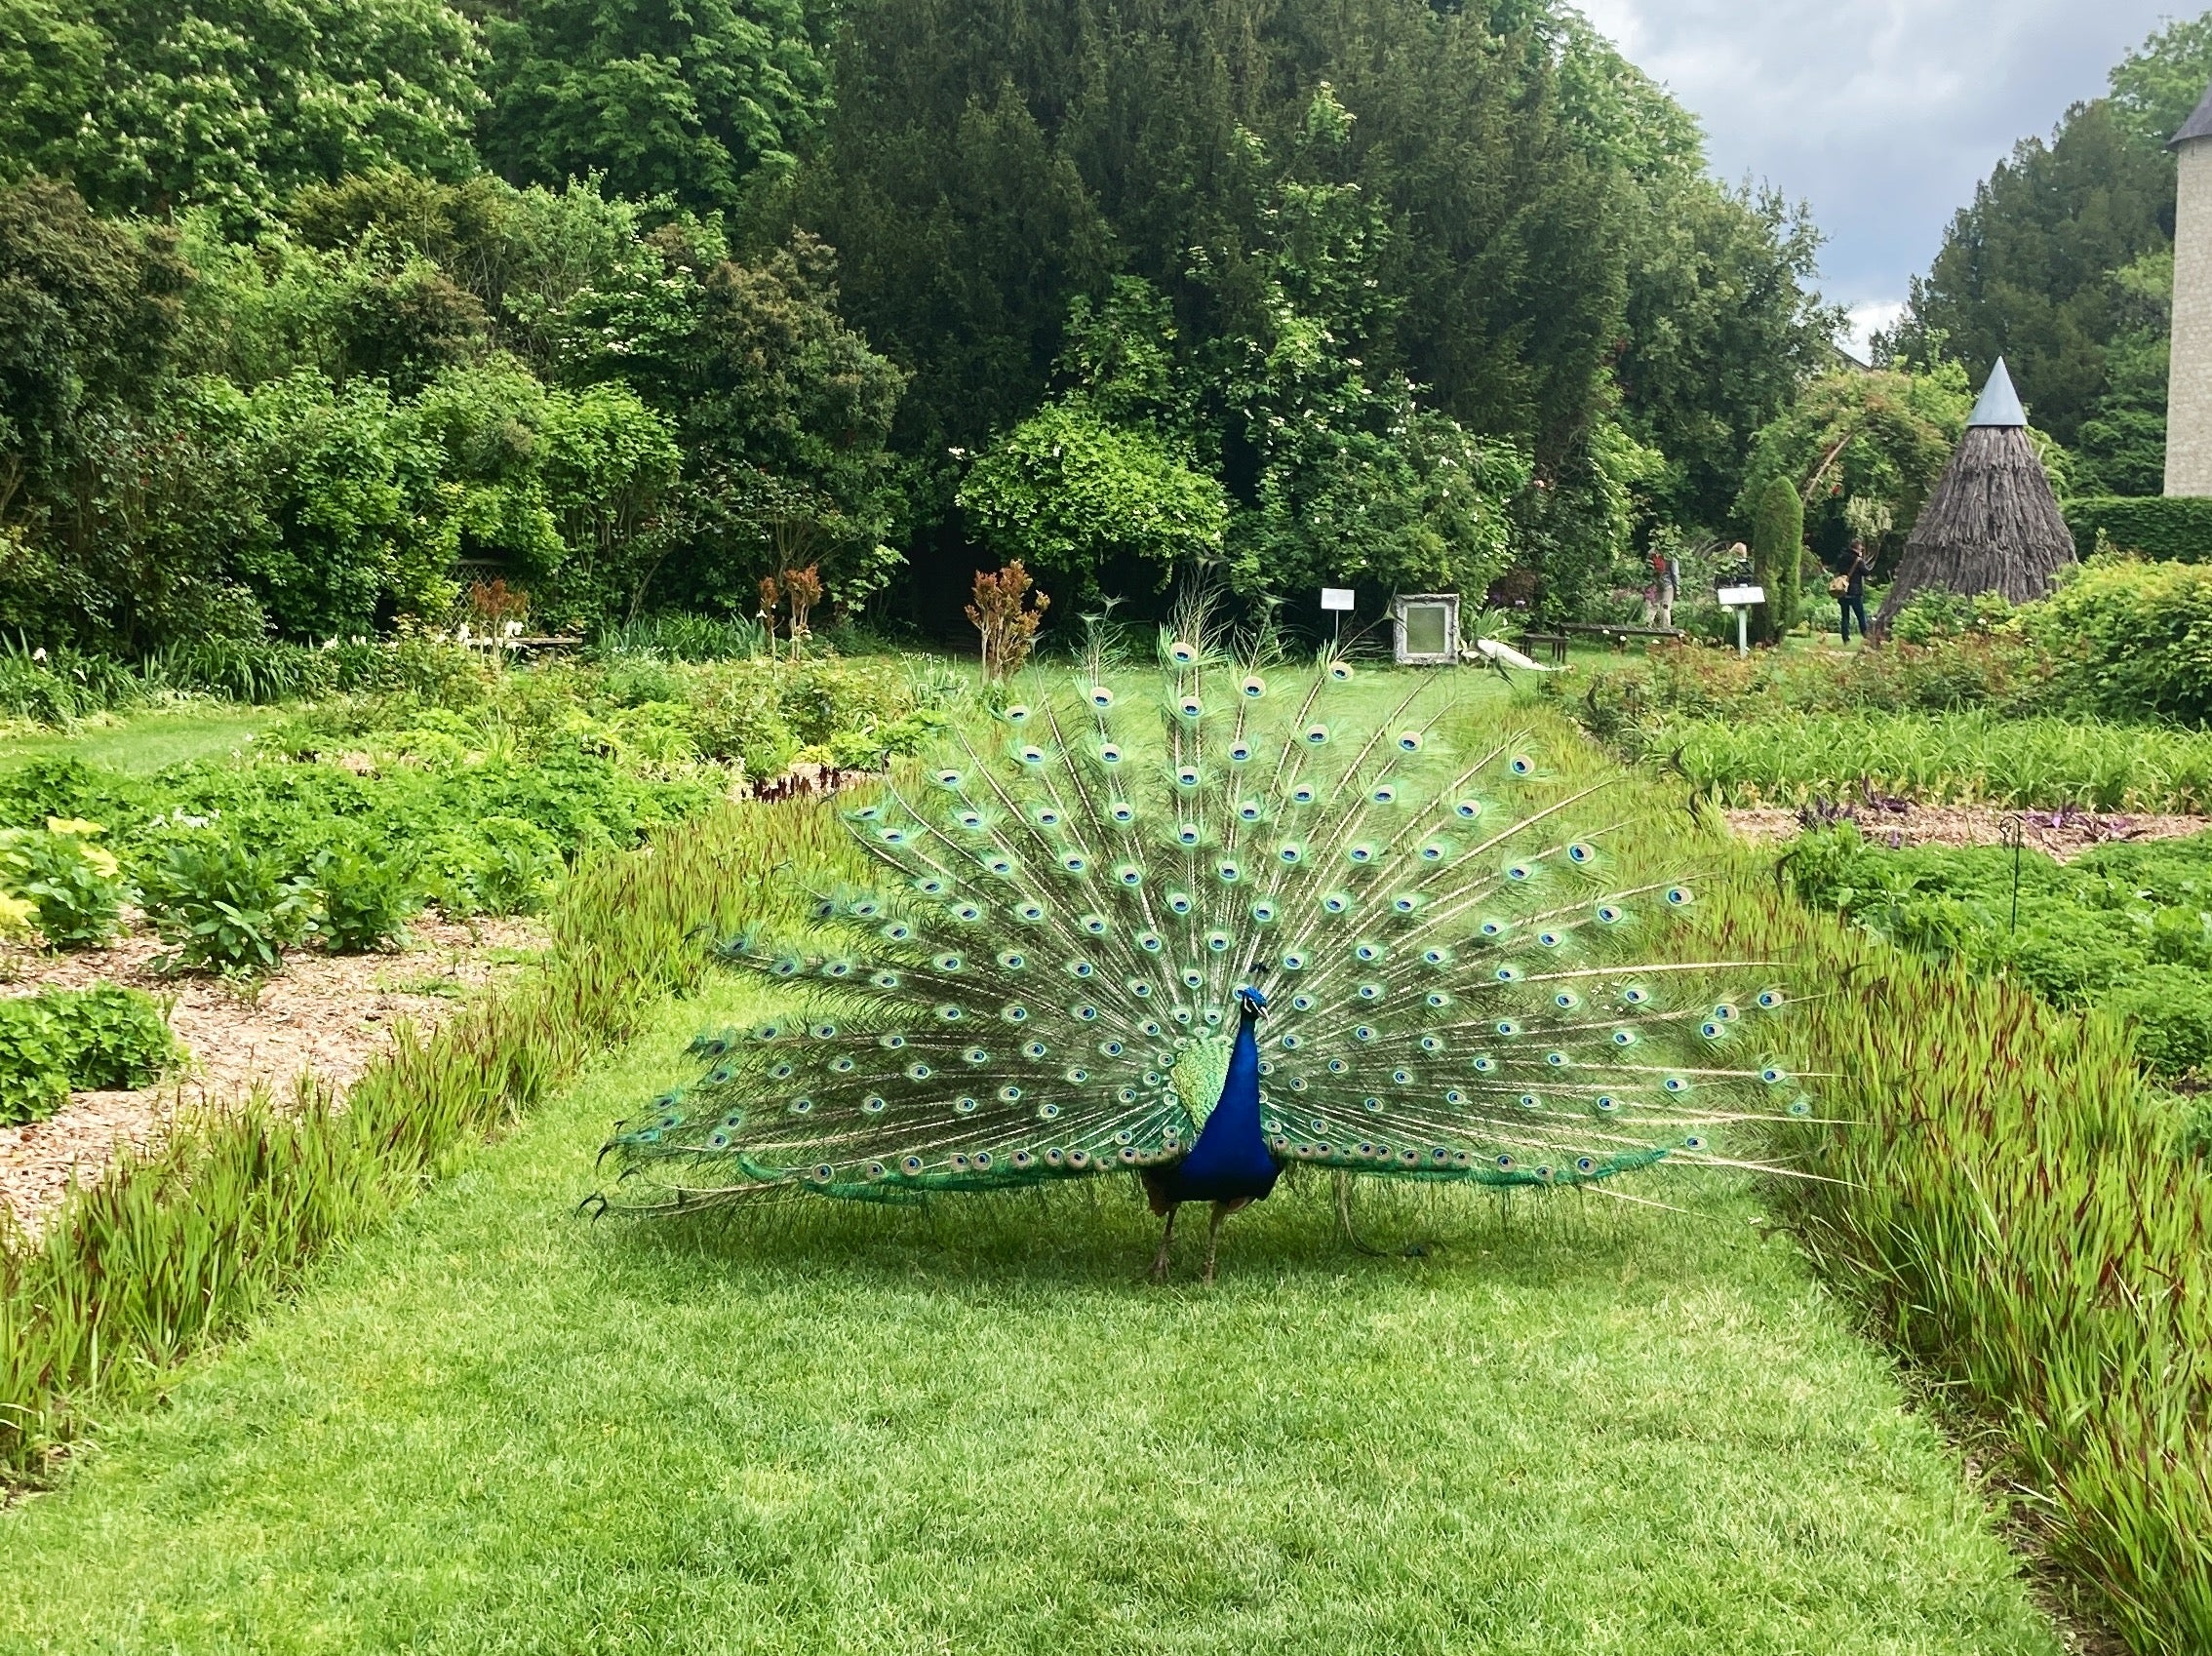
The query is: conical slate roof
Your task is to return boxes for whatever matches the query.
[1871,363,2074,635]
[1967,356,2026,427]
[2173,76,2212,147]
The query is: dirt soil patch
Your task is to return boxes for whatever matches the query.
[1724,804,2212,862]
[0,916,544,1240]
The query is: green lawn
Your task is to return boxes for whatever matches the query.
[0,706,275,774]
[0,978,2057,1655]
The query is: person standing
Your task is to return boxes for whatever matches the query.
[1642,546,1679,630]
[1832,539,1871,644]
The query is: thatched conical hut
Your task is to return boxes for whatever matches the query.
[1872,358,2074,637]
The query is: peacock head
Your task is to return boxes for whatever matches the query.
[1235,983,1269,1021]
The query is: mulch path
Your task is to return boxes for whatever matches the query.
[1723,804,2212,863]
[0,916,543,1241]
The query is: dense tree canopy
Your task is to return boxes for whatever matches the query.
[0,0,1839,644]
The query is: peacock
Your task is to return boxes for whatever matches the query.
[599,610,1802,1281]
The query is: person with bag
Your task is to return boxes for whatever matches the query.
[1829,539,1871,644]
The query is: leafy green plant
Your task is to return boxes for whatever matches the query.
[309,834,424,953]
[0,996,72,1124]
[0,985,178,1124]
[2030,556,2212,726]
[138,832,313,976]
[55,985,180,1090]
[0,818,127,949]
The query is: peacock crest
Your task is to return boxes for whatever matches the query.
[601,602,1802,1274]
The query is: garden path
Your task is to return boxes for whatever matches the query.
[0,918,542,1239]
[1725,804,2212,861]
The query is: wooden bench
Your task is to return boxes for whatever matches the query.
[1518,632,1571,666]
[1556,622,1683,646]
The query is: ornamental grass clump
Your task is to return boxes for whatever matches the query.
[1704,883,2212,1653]
[1654,709,2212,811]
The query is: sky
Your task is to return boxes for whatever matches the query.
[1577,0,2195,358]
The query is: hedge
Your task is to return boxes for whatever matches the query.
[2066,494,2212,563]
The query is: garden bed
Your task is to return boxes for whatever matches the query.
[1724,804,2212,860]
[0,918,542,1237]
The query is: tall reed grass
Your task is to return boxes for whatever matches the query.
[0,797,860,1480]
[1652,708,2212,811]
[1697,873,2212,1652]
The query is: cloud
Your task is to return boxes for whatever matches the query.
[1578,0,2186,316]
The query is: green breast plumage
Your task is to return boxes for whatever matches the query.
[1169,1032,1236,1129]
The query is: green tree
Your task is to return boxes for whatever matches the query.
[2074,252,2171,497]
[1749,473,1803,644]
[478,0,830,215]
[1735,365,1974,578]
[958,404,1226,603]
[568,230,907,609]
[0,178,188,493]
[0,0,101,185]
[7,0,485,222]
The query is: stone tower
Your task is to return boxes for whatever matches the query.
[2167,80,2212,494]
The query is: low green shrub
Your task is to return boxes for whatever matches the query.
[2066,493,2212,563]
[1785,823,2212,1077]
[0,819,127,949]
[464,817,563,917]
[308,833,423,953]
[2031,556,2212,726]
[138,832,313,976]
[0,985,178,1124]
[0,996,73,1124]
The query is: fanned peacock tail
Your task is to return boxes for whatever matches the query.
[600,608,1806,1217]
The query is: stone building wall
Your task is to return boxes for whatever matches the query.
[2169,138,2212,495]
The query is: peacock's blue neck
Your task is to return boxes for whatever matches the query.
[1161,1005,1280,1203]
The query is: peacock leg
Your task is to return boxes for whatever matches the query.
[1151,1203,1179,1283]
[1203,1202,1229,1285]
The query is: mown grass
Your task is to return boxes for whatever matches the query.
[0,706,276,773]
[0,978,2058,1656]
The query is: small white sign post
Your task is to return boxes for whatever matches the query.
[1716,584,1765,658]
[1321,587,1355,646]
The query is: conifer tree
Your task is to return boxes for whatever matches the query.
[1751,474,1803,644]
